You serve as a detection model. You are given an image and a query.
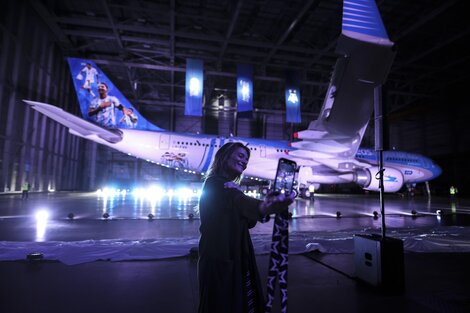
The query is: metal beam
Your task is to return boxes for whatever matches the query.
[261,0,318,67]
[393,0,460,42]
[29,0,73,49]
[217,0,243,69]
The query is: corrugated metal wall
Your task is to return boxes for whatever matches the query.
[0,1,83,193]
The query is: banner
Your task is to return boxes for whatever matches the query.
[285,71,301,123]
[185,58,204,116]
[237,63,253,117]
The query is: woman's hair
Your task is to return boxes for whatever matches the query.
[205,142,250,183]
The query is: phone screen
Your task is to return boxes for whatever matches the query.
[273,158,297,194]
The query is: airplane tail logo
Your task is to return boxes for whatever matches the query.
[67,58,164,131]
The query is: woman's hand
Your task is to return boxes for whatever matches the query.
[224,181,241,191]
[259,191,295,216]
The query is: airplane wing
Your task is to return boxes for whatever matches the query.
[24,100,123,143]
[293,0,396,160]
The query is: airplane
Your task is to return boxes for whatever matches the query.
[23,0,441,196]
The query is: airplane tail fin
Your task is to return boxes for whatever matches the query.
[294,0,395,158]
[67,57,164,131]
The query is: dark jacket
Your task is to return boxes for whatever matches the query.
[198,175,264,313]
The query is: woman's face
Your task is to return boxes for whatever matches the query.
[226,147,249,177]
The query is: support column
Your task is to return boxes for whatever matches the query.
[2,3,25,192]
[89,142,97,190]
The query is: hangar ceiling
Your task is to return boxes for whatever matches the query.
[30,0,469,119]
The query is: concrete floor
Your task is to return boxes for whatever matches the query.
[1,191,469,312]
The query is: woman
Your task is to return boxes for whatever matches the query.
[198,142,294,313]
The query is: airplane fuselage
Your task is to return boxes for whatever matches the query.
[91,129,441,191]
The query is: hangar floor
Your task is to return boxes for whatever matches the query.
[1,191,469,313]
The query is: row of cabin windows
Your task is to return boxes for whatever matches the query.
[386,157,418,163]
[356,154,418,164]
[175,141,213,147]
[276,149,289,152]
[174,141,258,150]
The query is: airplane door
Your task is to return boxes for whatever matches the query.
[159,134,170,149]
[260,145,266,158]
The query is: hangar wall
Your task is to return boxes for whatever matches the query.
[388,84,470,196]
[0,1,306,193]
[0,1,84,193]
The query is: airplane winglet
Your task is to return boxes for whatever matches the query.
[24,100,122,144]
[342,0,393,46]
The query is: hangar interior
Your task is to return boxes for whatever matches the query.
[1,0,469,195]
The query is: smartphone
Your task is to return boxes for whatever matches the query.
[273,158,297,195]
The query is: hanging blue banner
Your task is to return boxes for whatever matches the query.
[237,63,253,116]
[285,71,301,123]
[185,58,204,116]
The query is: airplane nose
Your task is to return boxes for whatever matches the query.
[432,162,442,178]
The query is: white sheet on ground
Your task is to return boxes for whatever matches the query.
[1,226,470,265]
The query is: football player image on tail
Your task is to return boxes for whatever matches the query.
[76,63,99,98]
[88,82,126,128]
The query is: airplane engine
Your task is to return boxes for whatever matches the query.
[355,167,404,193]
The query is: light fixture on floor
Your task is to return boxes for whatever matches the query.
[148,213,154,220]
[27,252,44,262]
[67,213,75,220]
[436,209,442,216]
[336,211,342,218]
[372,211,379,219]
[102,212,110,220]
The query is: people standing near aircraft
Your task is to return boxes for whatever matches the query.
[21,182,30,199]
[76,63,99,98]
[198,142,295,313]
[308,184,315,201]
[119,107,138,128]
[450,185,458,198]
[88,82,126,127]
